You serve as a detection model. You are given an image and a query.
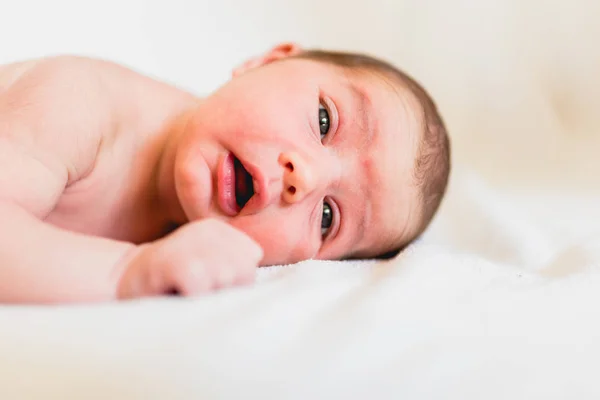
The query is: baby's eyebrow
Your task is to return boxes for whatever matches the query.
[347,83,374,146]
[340,158,372,249]
[339,189,370,255]
[355,204,367,245]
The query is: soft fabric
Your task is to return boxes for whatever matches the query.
[2,173,600,399]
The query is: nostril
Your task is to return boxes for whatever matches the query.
[287,186,296,195]
[286,162,294,172]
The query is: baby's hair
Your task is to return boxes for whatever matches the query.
[293,50,451,258]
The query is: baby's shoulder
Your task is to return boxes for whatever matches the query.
[0,56,130,184]
[0,59,39,93]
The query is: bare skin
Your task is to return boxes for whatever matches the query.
[0,44,422,304]
[0,56,262,303]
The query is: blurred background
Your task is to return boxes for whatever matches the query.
[2,0,600,253]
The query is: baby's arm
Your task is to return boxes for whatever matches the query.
[0,201,261,303]
[0,56,261,303]
[0,202,135,303]
[0,56,127,302]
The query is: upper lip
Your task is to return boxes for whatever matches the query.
[234,154,269,215]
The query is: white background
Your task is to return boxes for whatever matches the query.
[2,0,600,193]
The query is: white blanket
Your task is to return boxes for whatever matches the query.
[2,170,600,399]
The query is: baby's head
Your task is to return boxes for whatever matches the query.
[291,47,451,259]
[169,43,450,264]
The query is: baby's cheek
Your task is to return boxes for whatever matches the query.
[230,216,314,266]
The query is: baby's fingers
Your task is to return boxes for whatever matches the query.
[165,261,213,296]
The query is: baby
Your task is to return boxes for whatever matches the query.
[0,43,450,303]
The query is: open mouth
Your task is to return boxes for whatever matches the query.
[233,155,255,210]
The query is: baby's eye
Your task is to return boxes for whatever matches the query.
[319,103,330,141]
[321,201,334,237]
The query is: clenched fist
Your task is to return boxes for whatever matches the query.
[117,219,263,299]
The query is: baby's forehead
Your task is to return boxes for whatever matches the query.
[353,69,423,156]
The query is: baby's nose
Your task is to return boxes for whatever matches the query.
[278,152,318,204]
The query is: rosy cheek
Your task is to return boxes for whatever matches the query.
[230,215,314,265]
[287,239,318,264]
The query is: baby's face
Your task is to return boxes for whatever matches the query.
[174,58,421,265]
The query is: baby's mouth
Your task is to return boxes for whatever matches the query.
[233,155,255,209]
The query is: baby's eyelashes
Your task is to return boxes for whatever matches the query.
[319,103,330,140]
[321,200,333,237]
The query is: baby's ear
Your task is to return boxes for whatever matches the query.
[232,42,303,77]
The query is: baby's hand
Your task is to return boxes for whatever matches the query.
[117,219,263,299]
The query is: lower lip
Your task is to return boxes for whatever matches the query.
[217,152,239,216]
